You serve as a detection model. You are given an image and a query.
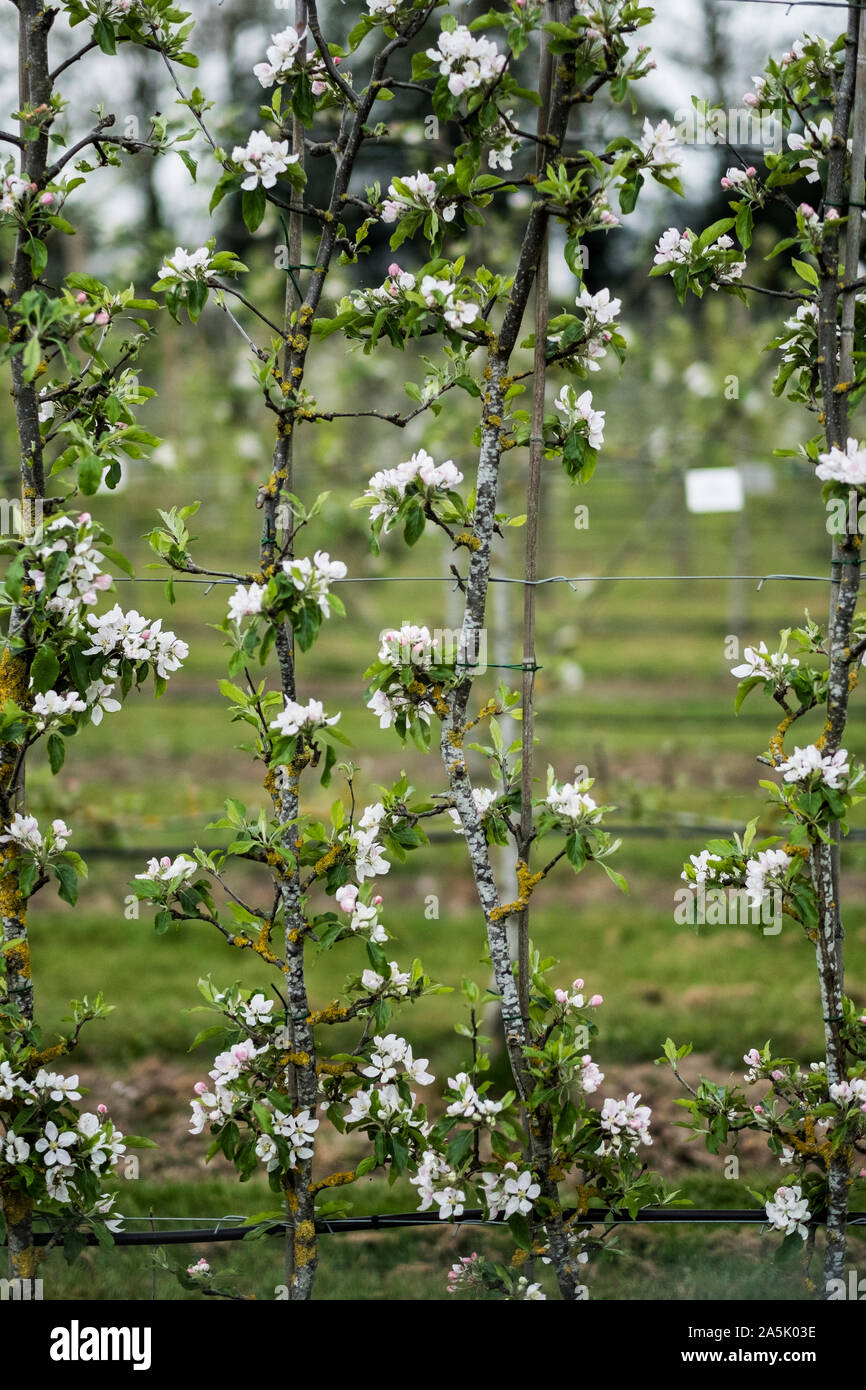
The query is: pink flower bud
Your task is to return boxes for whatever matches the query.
[799,203,815,217]
[193,1082,207,1096]
[78,511,92,524]
[743,93,759,108]
[94,310,110,325]
[771,1069,784,1081]
[94,573,112,590]
[40,191,55,206]
[388,263,402,278]
[589,994,603,1006]
[572,978,584,990]
[141,629,151,640]
[720,178,730,189]
[746,166,756,177]
[754,1104,763,1114]
[97,1103,108,1115]
[554,988,568,1004]
[372,895,382,905]
[76,292,88,303]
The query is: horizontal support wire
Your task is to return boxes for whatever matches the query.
[110,572,836,589]
[5,1208,866,1248]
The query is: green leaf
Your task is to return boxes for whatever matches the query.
[53,860,79,906]
[77,453,103,495]
[791,258,819,290]
[30,644,60,694]
[242,185,267,233]
[47,731,66,775]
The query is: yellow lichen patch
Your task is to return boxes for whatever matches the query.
[455,532,481,551]
[0,850,24,921]
[317,1059,354,1076]
[285,1188,299,1213]
[311,1169,356,1193]
[263,768,279,796]
[510,1247,529,1267]
[29,1040,67,1067]
[782,843,810,860]
[491,860,544,920]
[307,1000,349,1026]
[312,843,342,878]
[575,1183,599,1216]
[768,711,793,765]
[0,646,29,711]
[0,1181,34,1230]
[294,1219,316,1267]
[3,938,30,978]
[284,1051,310,1067]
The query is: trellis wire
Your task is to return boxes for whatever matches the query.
[10,1208,866,1248]
[109,572,838,588]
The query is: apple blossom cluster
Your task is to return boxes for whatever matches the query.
[574,285,621,371]
[829,1077,866,1109]
[787,118,838,183]
[282,550,347,618]
[596,1092,653,1156]
[553,386,605,451]
[382,624,438,670]
[158,245,213,283]
[360,960,412,996]
[446,1252,486,1295]
[380,170,456,225]
[486,111,520,172]
[253,1109,319,1172]
[480,1163,541,1220]
[188,1035,288,1151]
[269,697,340,739]
[32,514,113,627]
[361,1033,432,1086]
[816,438,866,487]
[135,854,198,887]
[730,641,800,685]
[367,685,434,732]
[0,171,36,217]
[720,165,758,193]
[425,26,506,96]
[776,744,849,788]
[360,450,464,531]
[0,812,70,860]
[231,131,298,190]
[84,603,188,680]
[351,262,416,313]
[418,274,480,331]
[681,849,724,884]
[410,1149,466,1218]
[227,581,266,624]
[0,1061,127,1220]
[351,800,392,883]
[333,883,388,944]
[444,1071,503,1125]
[546,779,602,825]
[764,1183,811,1240]
[253,25,303,86]
[653,227,746,289]
[744,849,791,908]
[639,118,682,174]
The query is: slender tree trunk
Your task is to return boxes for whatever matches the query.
[811,0,864,1293]
[1,0,54,1280]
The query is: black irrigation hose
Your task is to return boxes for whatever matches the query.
[10,1209,866,1248]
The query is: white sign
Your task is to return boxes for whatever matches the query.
[685,467,744,514]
